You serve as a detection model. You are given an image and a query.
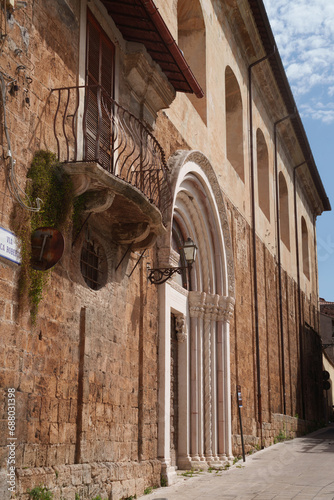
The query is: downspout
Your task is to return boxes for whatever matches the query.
[293,161,308,420]
[248,48,275,442]
[274,112,296,415]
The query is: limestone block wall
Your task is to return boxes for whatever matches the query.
[0,1,162,497]
[0,0,80,231]
[232,414,316,455]
[1,236,162,500]
[4,223,159,498]
[224,198,322,454]
[16,460,161,500]
[155,110,323,451]
[0,0,326,498]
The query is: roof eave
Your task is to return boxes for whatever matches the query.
[248,0,331,213]
[140,0,204,98]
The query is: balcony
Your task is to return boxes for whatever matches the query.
[50,85,171,249]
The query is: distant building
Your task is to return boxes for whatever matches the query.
[320,298,334,364]
[319,298,334,421]
[0,0,330,498]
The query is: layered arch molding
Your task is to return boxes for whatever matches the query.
[157,150,235,484]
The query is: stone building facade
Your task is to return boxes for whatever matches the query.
[0,0,330,499]
[319,298,334,422]
[320,298,334,365]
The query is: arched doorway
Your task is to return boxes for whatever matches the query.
[157,151,235,482]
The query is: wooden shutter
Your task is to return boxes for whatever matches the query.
[86,10,115,170]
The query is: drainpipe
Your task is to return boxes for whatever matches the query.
[274,112,296,415]
[293,161,308,420]
[248,48,275,442]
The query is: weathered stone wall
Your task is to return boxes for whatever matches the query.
[0,229,162,492]
[232,414,317,455]
[0,0,80,232]
[0,0,325,498]
[0,2,162,498]
[16,460,161,500]
[224,196,322,454]
[155,111,323,458]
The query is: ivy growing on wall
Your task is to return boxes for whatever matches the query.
[12,150,74,323]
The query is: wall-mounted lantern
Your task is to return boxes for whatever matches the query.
[147,237,197,285]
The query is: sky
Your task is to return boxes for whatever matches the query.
[262,0,334,301]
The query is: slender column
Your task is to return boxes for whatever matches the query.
[203,314,213,461]
[189,292,206,463]
[198,317,205,461]
[175,314,192,469]
[223,321,233,459]
[217,318,226,460]
[203,294,220,463]
[217,296,235,460]
[190,316,200,461]
[224,297,235,459]
[157,285,176,484]
[210,320,219,462]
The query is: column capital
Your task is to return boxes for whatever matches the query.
[175,313,187,342]
[189,291,206,318]
[189,292,235,322]
[219,295,235,323]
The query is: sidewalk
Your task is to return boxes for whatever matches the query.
[139,424,334,500]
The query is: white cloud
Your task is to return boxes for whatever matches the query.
[300,101,334,124]
[263,0,334,122]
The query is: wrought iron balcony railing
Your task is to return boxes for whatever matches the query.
[51,85,171,222]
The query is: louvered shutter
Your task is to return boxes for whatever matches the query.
[86,10,115,171]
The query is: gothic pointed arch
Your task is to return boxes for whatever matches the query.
[157,150,235,483]
[158,150,235,298]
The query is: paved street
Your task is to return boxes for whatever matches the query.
[140,424,334,500]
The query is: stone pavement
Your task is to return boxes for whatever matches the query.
[139,424,334,500]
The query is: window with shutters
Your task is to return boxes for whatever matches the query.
[85,10,115,171]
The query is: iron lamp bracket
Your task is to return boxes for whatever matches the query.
[147,265,189,285]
